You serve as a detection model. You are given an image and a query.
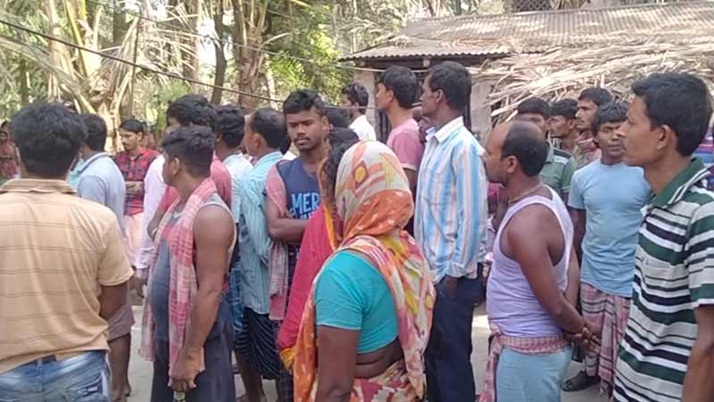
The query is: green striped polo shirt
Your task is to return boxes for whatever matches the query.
[614,159,714,401]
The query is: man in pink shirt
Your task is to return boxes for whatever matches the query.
[376,66,424,193]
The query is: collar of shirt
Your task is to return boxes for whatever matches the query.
[120,147,149,160]
[651,158,710,208]
[0,178,76,195]
[253,151,283,170]
[426,116,465,143]
[76,152,109,174]
[224,152,247,165]
[545,143,555,163]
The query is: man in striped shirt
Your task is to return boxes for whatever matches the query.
[416,61,488,402]
[614,73,714,401]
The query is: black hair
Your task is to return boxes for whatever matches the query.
[328,127,359,149]
[161,125,214,178]
[80,114,108,152]
[377,66,419,109]
[325,106,351,129]
[214,105,245,148]
[280,137,291,155]
[250,108,287,149]
[550,98,578,120]
[593,101,628,134]
[578,88,613,107]
[517,97,550,119]
[11,102,86,178]
[283,89,326,117]
[0,120,9,129]
[502,121,549,177]
[119,118,147,136]
[632,73,713,156]
[166,94,217,133]
[427,61,471,111]
[341,83,369,114]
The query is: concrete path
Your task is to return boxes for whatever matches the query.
[127,305,604,401]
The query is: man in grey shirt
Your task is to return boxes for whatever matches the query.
[76,113,133,402]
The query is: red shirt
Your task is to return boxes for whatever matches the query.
[114,148,160,216]
[158,155,232,213]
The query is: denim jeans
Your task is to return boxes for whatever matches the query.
[0,350,110,401]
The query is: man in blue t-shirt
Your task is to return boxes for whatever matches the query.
[264,89,329,402]
[564,102,651,395]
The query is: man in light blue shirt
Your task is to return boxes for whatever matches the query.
[565,102,650,395]
[235,108,286,402]
[416,61,488,402]
[75,114,131,401]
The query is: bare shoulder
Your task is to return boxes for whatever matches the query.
[194,204,233,234]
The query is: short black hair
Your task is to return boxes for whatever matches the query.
[550,98,578,120]
[578,88,612,107]
[517,97,550,119]
[80,114,108,152]
[161,125,214,178]
[119,118,147,136]
[215,105,245,148]
[377,66,419,109]
[632,73,713,156]
[341,83,369,113]
[427,61,471,111]
[328,127,359,149]
[593,102,628,134]
[250,108,287,149]
[11,103,86,178]
[166,94,217,133]
[283,89,326,117]
[325,106,350,128]
[502,121,548,177]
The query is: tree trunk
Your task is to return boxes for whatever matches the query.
[112,0,128,45]
[46,0,64,100]
[230,0,268,109]
[19,59,29,106]
[211,0,227,104]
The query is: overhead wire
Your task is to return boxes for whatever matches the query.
[84,0,385,73]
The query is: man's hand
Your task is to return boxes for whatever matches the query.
[132,275,147,298]
[170,351,201,392]
[126,181,142,195]
[442,276,459,300]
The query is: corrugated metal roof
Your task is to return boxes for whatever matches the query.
[344,1,714,61]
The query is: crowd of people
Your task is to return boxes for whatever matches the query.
[0,59,712,402]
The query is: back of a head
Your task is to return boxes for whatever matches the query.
[593,101,628,134]
[161,125,215,178]
[378,66,419,109]
[328,127,359,150]
[340,83,369,112]
[503,121,549,177]
[12,102,86,178]
[550,98,578,120]
[325,106,350,129]
[166,94,217,133]
[579,88,612,107]
[517,97,550,119]
[427,61,472,111]
[81,113,108,152]
[251,108,287,149]
[215,105,245,148]
[632,72,713,156]
[284,89,326,116]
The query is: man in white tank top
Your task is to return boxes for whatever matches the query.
[479,121,595,402]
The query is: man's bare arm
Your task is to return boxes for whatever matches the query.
[682,305,714,402]
[315,326,359,402]
[508,205,584,333]
[99,282,129,320]
[565,248,580,307]
[182,206,234,356]
[266,197,308,244]
[569,208,586,261]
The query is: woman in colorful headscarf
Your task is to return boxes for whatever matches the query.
[293,140,435,401]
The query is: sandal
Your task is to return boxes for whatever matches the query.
[562,371,599,392]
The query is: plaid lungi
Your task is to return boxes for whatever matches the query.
[580,282,631,394]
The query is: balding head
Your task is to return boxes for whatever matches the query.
[484,121,548,184]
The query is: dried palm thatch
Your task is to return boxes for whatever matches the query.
[472,40,714,121]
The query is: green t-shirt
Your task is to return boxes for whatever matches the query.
[539,144,576,198]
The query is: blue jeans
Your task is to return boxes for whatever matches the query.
[0,351,110,401]
[426,276,484,402]
[496,346,572,402]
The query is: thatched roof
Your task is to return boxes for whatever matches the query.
[343,1,714,61]
[473,41,714,120]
